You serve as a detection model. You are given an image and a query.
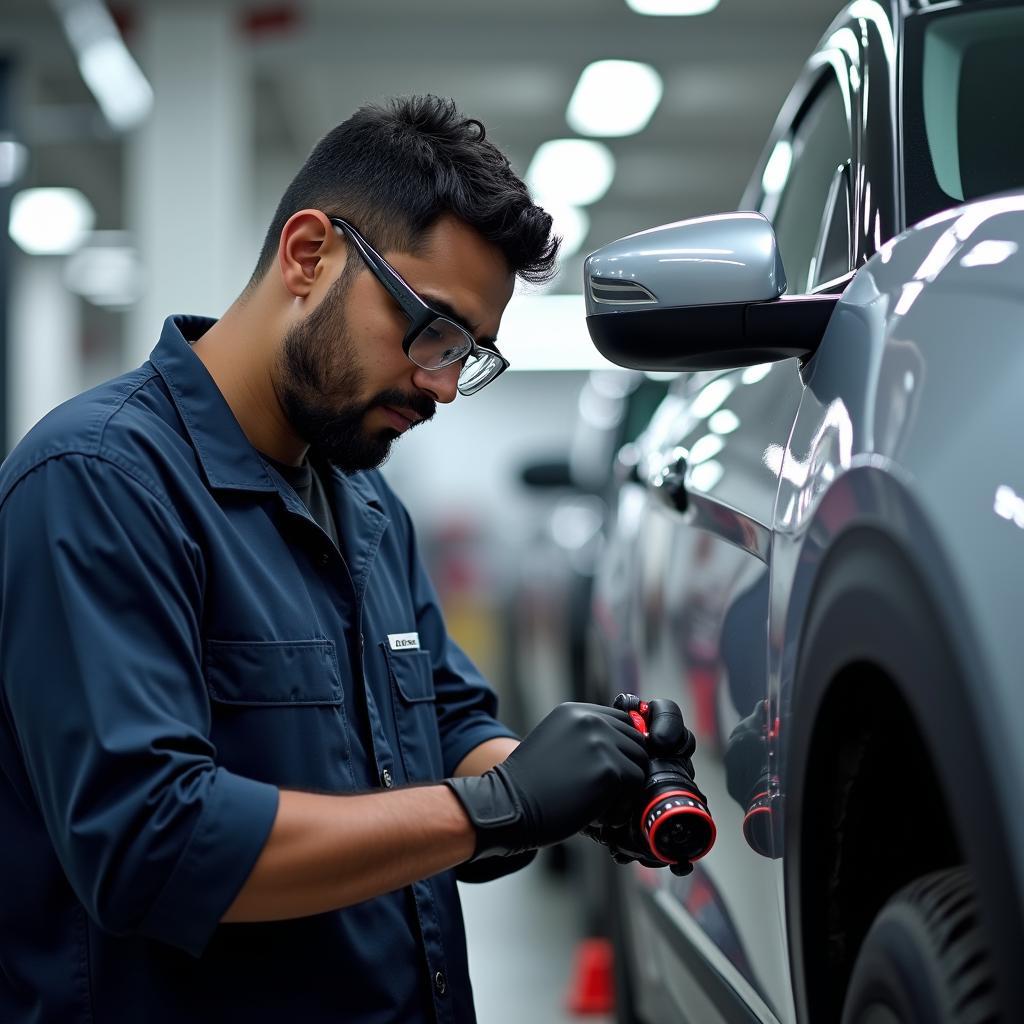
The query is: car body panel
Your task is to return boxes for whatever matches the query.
[588,0,1024,1019]
[772,200,1024,1014]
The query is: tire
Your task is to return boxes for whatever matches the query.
[841,868,999,1024]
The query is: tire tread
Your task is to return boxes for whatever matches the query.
[843,867,1001,1024]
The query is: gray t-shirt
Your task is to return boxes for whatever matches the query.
[261,452,340,549]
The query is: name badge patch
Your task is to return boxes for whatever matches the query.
[388,632,421,651]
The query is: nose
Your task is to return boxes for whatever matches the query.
[412,362,460,404]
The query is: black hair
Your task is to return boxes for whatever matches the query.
[248,94,559,289]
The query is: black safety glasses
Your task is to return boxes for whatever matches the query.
[328,217,509,396]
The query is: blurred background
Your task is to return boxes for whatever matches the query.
[0,0,836,1019]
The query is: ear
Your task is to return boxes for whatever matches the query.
[277,210,343,298]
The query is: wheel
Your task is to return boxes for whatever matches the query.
[841,868,998,1024]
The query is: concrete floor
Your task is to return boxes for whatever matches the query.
[459,858,614,1024]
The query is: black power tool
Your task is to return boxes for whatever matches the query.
[615,693,716,865]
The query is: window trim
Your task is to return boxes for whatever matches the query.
[808,159,854,291]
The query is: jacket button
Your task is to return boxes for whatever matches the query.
[381,769,393,789]
[434,971,447,996]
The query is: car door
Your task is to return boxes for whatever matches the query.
[612,59,859,1024]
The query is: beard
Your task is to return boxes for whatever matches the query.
[273,267,436,473]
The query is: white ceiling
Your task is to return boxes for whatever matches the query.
[2,0,840,290]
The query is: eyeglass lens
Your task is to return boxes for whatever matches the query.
[457,349,503,393]
[408,317,473,369]
[408,317,503,393]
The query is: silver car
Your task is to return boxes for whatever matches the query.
[583,1,1024,1021]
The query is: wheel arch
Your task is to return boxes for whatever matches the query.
[780,520,1024,1023]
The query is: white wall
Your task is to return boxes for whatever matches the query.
[382,369,587,567]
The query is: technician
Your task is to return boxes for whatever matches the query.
[0,96,690,1023]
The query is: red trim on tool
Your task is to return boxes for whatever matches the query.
[641,790,717,863]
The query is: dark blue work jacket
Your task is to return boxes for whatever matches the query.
[0,315,516,1023]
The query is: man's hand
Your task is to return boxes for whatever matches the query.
[584,697,698,877]
[582,819,694,877]
[445,702,649,860]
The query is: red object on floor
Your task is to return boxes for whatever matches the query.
[565,937,615,1015]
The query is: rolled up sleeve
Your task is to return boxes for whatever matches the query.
[0,454,278,956]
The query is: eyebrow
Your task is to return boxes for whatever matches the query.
[420,292,499,348]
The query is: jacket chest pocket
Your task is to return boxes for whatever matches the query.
[383,644,444,782]
[204,639,355,791]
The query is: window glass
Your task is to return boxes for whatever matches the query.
[771,78,851,293]
[922,7,1024,203]
[812,162,852,287]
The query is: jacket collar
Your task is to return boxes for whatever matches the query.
[149,315,279,494]
[149,316,389,539]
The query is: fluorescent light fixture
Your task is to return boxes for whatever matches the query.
[708,409,740,434]
[9,187,96,255]
[501,294,618,371]
[741,362,772,385]
[626,0,719,14]
[690,376,734,418]
[526,139,615,207]
[546,203,591,258]
[64,231,143,309]
[688,433,724,464]
[761,140,792,195]
[78,36,154,131]
[51,0,153,132]
[0,139,28,187]
[567,60,664,137]
[689,459,724,492]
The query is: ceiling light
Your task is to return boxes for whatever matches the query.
[741,362,773,385]
[545,203,591,258]
[51,0,153,131]
[78,36,154,131]
[688,433,724,464]
[708,409,740,434]
[0,139,28,187]
[689,459,724,492]
[9,188,96,255]
[526,139,615,207]
[64,231,143,309]
[625,0,720,15]
[567,60,664,137]
[690,377,734,418]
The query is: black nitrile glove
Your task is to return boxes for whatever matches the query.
[644,696,696,777]
[445,703,649,861]
[585,697,699,877]
[455,848,537,884]
[583,818,695,876]
[724,700,768,808]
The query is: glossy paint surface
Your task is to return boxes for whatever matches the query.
[583,213,787,315]
[589,1,1024,1021]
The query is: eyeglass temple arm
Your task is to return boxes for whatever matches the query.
[330,218,426,319]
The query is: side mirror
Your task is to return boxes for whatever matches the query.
[584,212,839,372]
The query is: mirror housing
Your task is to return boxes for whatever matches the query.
[584,212,838,371]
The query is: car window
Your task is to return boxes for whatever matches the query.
[905,3,1024,224]
[771,76,851,293]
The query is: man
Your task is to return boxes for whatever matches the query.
[0,96,693,1023]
